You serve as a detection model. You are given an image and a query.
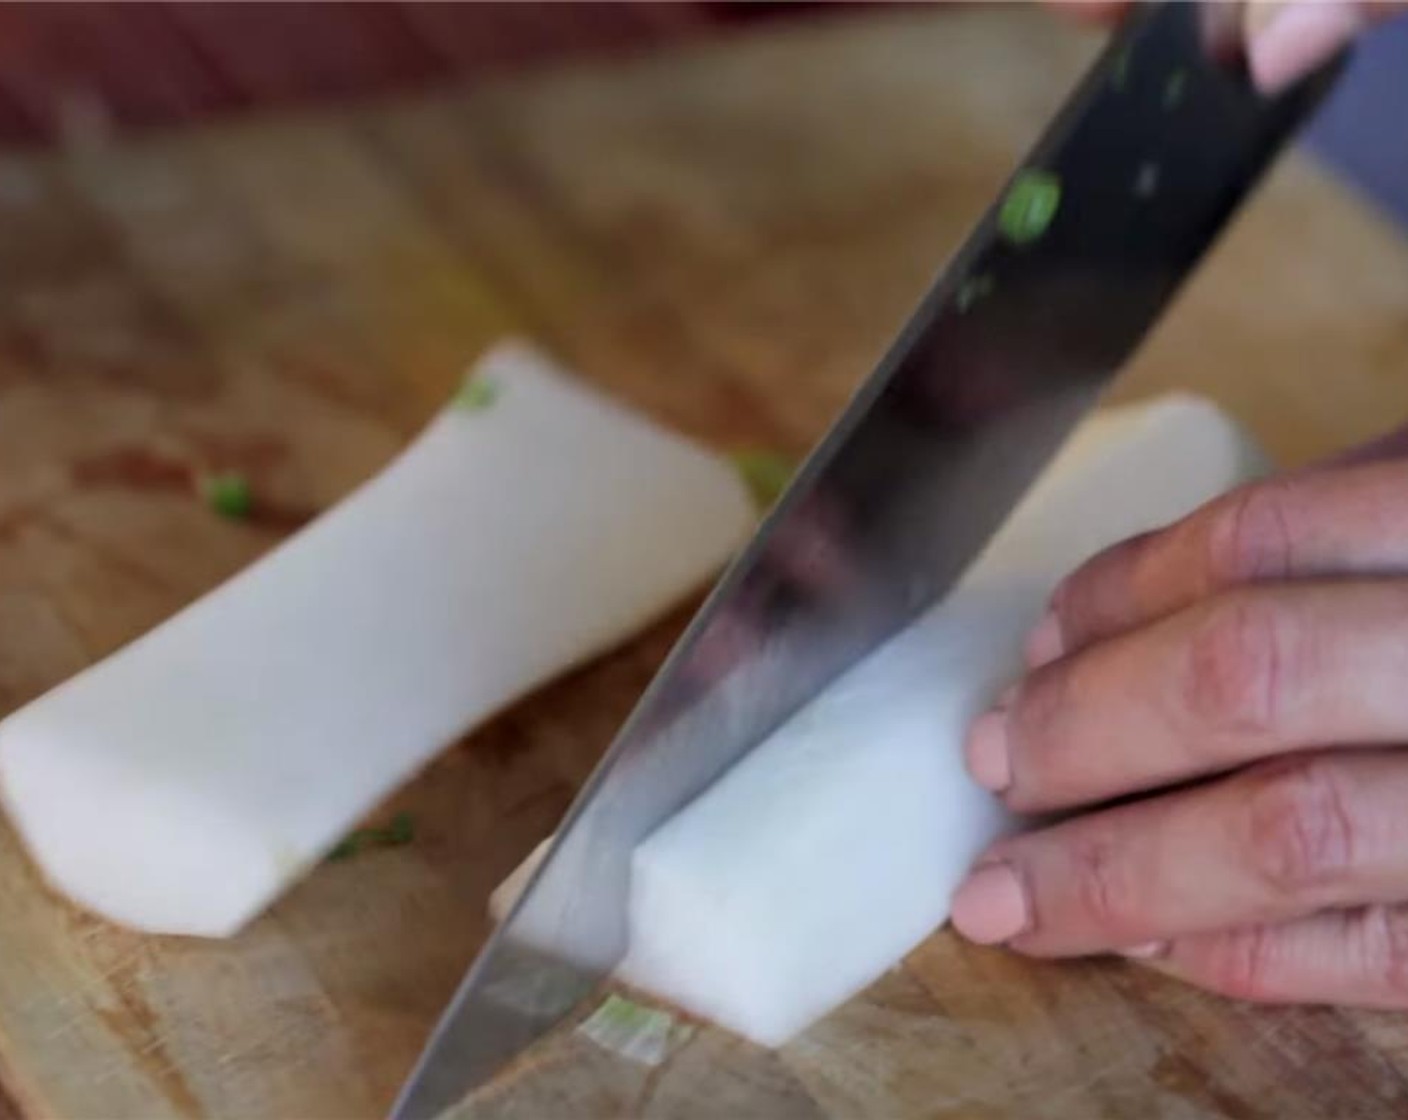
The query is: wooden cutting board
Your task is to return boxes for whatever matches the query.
[3,7,1408,1118]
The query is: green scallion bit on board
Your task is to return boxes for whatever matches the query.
[327,835,365,862]
[326,812,417,862]
[730,450,796,511]
[455,377,499,412]
[384,811,416,845]
[201,472,253,520]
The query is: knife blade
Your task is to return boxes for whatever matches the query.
[394,7,1340,1117]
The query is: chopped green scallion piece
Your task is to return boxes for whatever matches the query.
[201,472,253,520]
[956,272,996,313]
[456,378,499,412]
[730,450,796,511]
[578,994,687,1066]
[1111,46,1131,90]
[385,810,416,845]
[327,835,365,862]
[998,170,1061,247]
[596,994,659,1034]
[326,812,417,862]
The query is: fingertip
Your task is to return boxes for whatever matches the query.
[965,710,1013,793]
[951,862,1031,945]
[1246,1,1362,94]
[1023,610,1065,669]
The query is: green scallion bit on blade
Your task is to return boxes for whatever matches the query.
[455,377,499,412]
[201,472,253,520]
[1163,68,1189,109]
[730,450,796,511]
[956,272,996,313]
[998,170,1061,247]
[1111,46,1132,90]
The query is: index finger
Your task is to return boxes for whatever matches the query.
[1028,457,1408,668]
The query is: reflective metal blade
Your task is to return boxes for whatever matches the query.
[394,7,1339,1117]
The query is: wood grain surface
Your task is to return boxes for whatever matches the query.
[2,7,1408,1118]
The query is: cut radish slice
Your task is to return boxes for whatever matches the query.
[0,342,754,937]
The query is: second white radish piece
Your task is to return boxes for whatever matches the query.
[0,342,755,938]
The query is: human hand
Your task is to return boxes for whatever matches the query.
[951,427,1408,1006]
[1048,1,1408,93]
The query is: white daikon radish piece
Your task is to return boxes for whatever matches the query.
[493,393,1265,1046]
[0,341,754,938]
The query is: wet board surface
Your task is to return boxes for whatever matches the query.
[3,7,1408,1119]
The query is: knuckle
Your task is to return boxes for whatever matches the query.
[1202,925,1283,1002]
[1180,596,1291,738]
[1244,758,1357,900]
[1203,483,1297,588]
[1070,830,1137,934]
[1010,660,1070,743]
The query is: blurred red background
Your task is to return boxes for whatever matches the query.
[0,2,806,145]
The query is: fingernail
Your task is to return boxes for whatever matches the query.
[1023,610,1064,669]
[1247,1,1361,94]
[1119,940,1169,960]
[951,863,1030,945]
[965,710,1012,792]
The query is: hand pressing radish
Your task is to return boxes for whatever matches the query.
[951,0,1408,1014]
[951,419,1408,1006]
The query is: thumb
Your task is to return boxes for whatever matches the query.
[1243,1,1404,93]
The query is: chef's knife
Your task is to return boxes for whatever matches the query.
[394,6,1340,1117]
